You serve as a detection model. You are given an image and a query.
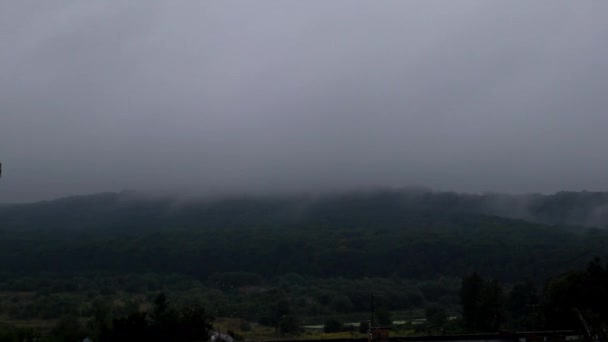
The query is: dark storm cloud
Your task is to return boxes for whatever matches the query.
[1,1,607,202]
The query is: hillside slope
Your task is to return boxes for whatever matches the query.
[1,190,607,281]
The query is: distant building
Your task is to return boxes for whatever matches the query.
[211,332,234,342]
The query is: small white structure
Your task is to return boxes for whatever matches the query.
[211,332,234,342]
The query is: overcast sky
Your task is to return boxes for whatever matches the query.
[1,1,607,202]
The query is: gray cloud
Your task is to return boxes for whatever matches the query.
[1,1,608,202]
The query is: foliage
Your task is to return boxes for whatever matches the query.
[358,320,369,334]
[375,308,392,326]
[278,315,300,335]
[458,258,608,333]
[543,257,608,331]
[100,292,213,342]
[460,272,483,331]
[460,273,505,332]
[0,322,39,342]
[324,318,343,333]
[1,190,607,284]
[506,280,540,330]
[0,190,607,338]
[48,316,87,342]
[425,304,447,328]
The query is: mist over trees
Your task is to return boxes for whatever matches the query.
[1,189,608,281]
[2,189,607,232]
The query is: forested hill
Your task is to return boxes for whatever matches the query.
[1,189,608,282]
[1,189,608,231]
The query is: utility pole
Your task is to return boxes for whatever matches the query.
[368,293,389,342]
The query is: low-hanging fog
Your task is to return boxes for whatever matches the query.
[1,1,607,202]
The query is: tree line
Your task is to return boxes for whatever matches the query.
[2,258,608,340]
[459,257,608,334]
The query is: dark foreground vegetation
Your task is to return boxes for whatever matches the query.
[1,189,608,340]
[2,259,608,341]
[0,292,213,341]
